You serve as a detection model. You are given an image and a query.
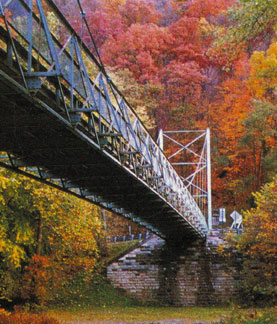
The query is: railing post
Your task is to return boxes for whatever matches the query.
[206,128,212,231]
[157,129,163,151]
[27,0,33,73]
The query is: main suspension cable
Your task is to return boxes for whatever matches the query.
[75,0,127,123]
[76,0,108,79]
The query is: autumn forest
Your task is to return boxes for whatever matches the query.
[0,0,276,318]
[51,0,276,211]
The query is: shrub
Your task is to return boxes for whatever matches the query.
[0,312,60,324]
[231,178,277,305]
[219,309,277,324]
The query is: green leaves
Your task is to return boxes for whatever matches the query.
[0,169,35,269]
[228,0,276,47]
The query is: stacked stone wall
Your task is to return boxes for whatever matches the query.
[107,231,241,306]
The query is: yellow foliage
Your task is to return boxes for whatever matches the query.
[248,41,277,99]
[235,177,277,301]
[8,245,26,269]
[0,308,11,316]
[0,168,104,303]
[0,240,6,253]
[199,17,216,36]
[102,0,126,14]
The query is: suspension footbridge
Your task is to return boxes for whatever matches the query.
[0,0,211,246]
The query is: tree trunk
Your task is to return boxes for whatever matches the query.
[36,213,43,256]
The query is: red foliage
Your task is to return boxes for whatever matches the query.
[119,0,161,27]
[161,60,206,103]
[102,23,172,82]
[169,16,208,67]
[82,10,124,48]
[183,0,232,19]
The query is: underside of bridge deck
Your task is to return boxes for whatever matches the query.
[0,62,201,246]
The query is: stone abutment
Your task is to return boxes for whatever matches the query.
[107,231,241,306]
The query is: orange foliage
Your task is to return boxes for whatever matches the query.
[210,54,254,206]
[21,255,63,305]
[0,9,16,37]
[210,40,277,208]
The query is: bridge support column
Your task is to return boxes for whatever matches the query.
[206,128,212,231]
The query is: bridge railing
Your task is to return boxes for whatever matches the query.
[0,0,208,235]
